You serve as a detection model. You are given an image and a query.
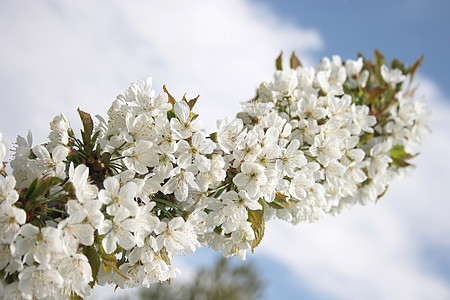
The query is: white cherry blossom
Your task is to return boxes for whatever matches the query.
[275,139,307,177]
[18,264,64,299]
[0,203,26,244]
[98,209,139,254]
[170,101,204,139]
[99,177,139,216]
[0,176,19,204]
[68,163,98,204]
[161,167,199,201]
[57,253,93,298]
[381,64,406,84]
[122,140,159,175]
[16,224,62,265]
[233,162,267,198]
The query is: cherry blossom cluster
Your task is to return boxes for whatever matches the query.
[237,54,431,221]
[0,52,430,299]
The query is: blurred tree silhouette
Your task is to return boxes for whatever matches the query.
[123,256,265,300]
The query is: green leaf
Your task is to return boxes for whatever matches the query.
[358,132,374,146]
[30,217,45,228]
[395,81,404,93]
[99,242,118,275]
[163,85,176,105]
[34,180,50,198]
[213,226,223,235]
[209,132,218,143]
[24,179,52,212]
[83,245,100,287]
[390,144,407,160]
[101,255,116,275]
[381,89,395,111]
[248,201,265,253]
[383,89,394,104]
[374,49,386,67]
[390,144,416,168]
[167,109,176,120]
[25,178,39,200]
[290,52,302,69]
[91,130,101,145]
[267,193,298,209]
[391,59,405,73]
[77,108,94,141]
[366,61,385,87]
[275,51,283,71]
[189,112,199,121]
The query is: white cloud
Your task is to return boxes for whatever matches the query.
[0,0,322,148]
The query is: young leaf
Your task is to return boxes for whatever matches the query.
[25,178,39,200]
[391,158,412,168]
[276,51,283,71]
[31,179,50,201]
[390,144,415,160]
[163,85,176,105]
[366,61,385,86]
[98,241,118,275]
[213,226,223,235]
[209,132,218,143]
[160,248,171,266]
[381,89,395,110]
[390,144,406,160]
[70,292,83,300]
[406,55,424,84]
[267,193,298,209]
[358,132,374,146]
[77,108,94,140]
[367,86,388,106]
[91,130,101,145]
[391,59,405,73]
[187,95,199,110]
[248,201,265,253]
[290,52,302,69]
[101,252,117,275]
[167,109,176,120]
[374,49,386,67]
[375,185,389,203]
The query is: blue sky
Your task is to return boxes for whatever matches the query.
[1,1,450,299]
[255,0,450,90]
